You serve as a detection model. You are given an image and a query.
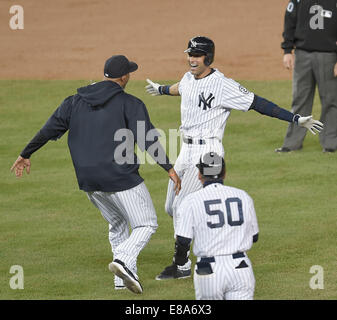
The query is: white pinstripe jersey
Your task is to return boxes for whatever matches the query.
[178,69,254,140]
[175,182,259,257]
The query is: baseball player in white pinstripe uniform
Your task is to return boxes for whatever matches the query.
[145,36,323,280]
[174,152,259,300]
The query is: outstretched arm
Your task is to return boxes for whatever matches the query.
[10,97,72,178]
[145,79,180,96]
[249,95,324,135]
[123,98,181,194]
[10,130,49,177]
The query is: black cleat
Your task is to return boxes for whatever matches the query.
[155,263,191,280]
[109,259,143,294]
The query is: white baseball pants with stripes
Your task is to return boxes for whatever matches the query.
[194,255,255,300]
[165,139,224,233]
[86,182,158,286]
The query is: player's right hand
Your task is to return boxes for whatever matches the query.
[168,168,181,195]
[145,79,162,96]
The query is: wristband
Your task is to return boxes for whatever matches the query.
[292,114,300,124]
[159,85,171,95]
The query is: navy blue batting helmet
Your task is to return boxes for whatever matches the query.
[184,36,215,66]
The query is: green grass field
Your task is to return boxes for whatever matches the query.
[0,79,336,300]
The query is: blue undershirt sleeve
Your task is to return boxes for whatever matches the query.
[249,94,299,123]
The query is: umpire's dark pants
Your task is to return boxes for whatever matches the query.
[282,49,337,151]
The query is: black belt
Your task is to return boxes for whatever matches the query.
[183,137,206,145]
[199,257,215,263]
[199,252,245,263]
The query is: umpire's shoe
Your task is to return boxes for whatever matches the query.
[275,146,303,153]
[323,148,335,153]
[155,263,191,280]
[109,259,143,294]
[275,147,291,153]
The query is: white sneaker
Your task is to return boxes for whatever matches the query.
[109,259,143,294]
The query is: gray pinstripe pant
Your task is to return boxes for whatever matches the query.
[87,182,158,278]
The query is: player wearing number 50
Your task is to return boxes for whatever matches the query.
[145,36,323,281]
[174,152,259,300]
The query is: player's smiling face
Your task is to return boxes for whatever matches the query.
[188,53,211,79]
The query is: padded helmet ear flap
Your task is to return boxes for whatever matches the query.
[203,54,212,67]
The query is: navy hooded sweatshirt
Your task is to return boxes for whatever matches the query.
[20,80,173,192]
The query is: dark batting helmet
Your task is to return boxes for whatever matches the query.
[196,152,225,179]
[184,36,215,66]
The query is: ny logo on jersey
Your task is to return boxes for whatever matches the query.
[198,92,215,110]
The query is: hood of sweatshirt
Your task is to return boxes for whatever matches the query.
[77,80,124,107]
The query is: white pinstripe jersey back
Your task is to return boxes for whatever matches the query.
[175,182,259,257]
[178,69,254,140]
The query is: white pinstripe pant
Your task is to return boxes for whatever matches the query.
[86,182,158,280]
[194,254,255,300]
[165,139,224,233]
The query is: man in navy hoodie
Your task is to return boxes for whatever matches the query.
[11,55,181,294]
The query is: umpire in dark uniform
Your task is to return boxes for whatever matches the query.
[276,0,337,153]
[11,55,181,294]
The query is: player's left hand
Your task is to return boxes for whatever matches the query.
[10,156,31,177]
[145,79,162,96]
[168,168,181,195]
[334,62,337,77]
[297,115,324,135]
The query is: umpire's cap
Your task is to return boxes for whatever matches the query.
[184,36,215,66]
[104,55,138,78]
[196,152,225,179]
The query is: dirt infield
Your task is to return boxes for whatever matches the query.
[0,0,291,81]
